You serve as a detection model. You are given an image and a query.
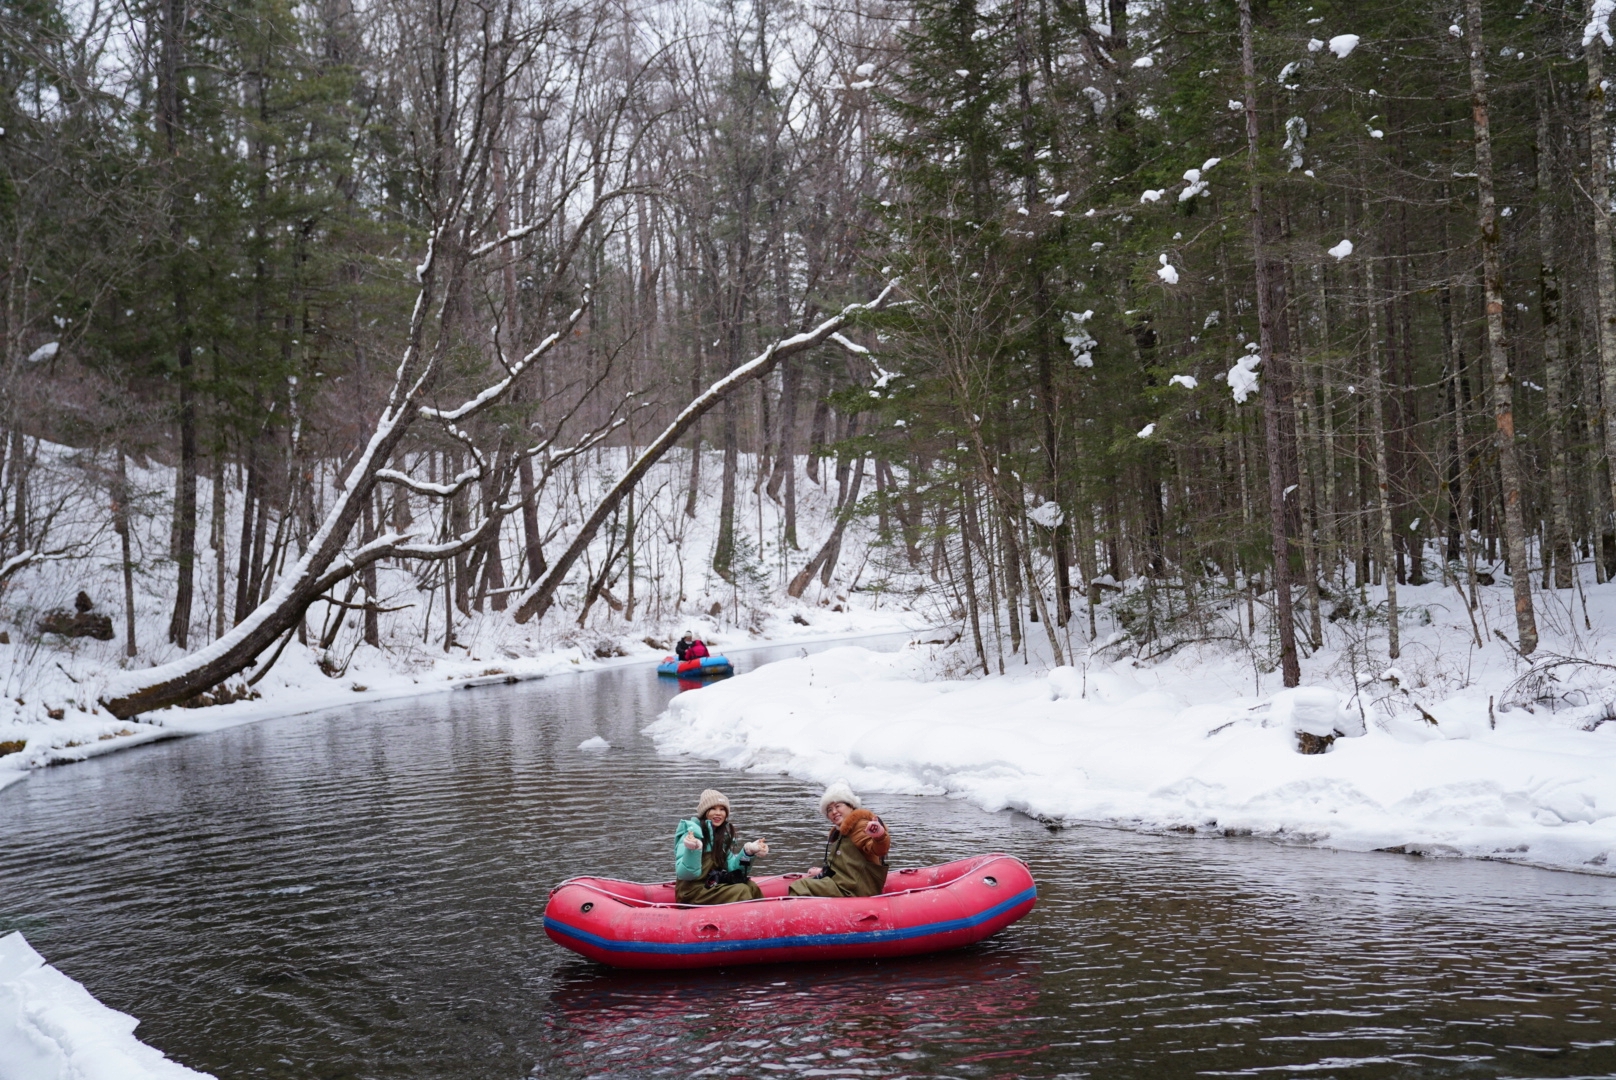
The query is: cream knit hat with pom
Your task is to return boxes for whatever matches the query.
[695,789,731,819]
[818,779,861,818]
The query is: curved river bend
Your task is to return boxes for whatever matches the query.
[2,639,1614,1079]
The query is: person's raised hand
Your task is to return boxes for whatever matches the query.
[744,838,769,857]
[863,819,886,839]
[682,830,702,850]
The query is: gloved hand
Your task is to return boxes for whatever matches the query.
[743,838,769,857]
[863,819,885,839]
[682,830,702,850]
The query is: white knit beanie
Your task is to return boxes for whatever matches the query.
[818,779,861,818]
[695,789,731,819]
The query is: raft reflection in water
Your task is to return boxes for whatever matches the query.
[544,949,1045,1077]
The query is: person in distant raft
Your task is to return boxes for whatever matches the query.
[675,632,695,661]
[685,636,710,661]
[675,789,768,904]
[787,780,889,898]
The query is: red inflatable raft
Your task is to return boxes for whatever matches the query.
[543,853,1035,969]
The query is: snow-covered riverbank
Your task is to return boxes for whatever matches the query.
[0,933,211,1080]
[650,585,1616,876]
[0,607,925,794]
[1,438,930,792]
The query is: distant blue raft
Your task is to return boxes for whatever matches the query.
[656,655,734,678]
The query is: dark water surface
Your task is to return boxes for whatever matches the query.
[2,638,1614,1080]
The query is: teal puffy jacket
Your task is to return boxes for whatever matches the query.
[674,817,753,881]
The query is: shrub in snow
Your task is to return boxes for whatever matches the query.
[1272,687,1364,741]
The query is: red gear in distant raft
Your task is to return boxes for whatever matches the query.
[657,635,732,678]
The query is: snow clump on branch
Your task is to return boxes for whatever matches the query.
[1228,354,1261,403]
[1586,0,1615,46]
[1157,255,1179,284]
[1328,34,1361,58]
[1328,239,1354,259]
[1179,168,1209,201]
[1137,423,1156,438]
[1062,310,1097,367]
[1027,502,1065,529]
[1169,374,1198,389]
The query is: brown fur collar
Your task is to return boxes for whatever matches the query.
[833,808,891,863]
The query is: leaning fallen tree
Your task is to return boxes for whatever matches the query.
[510,282,896,623]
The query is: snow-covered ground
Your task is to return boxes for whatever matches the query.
[0,442,928,792]
[650,575,1616,877]
[0,933,212,1080]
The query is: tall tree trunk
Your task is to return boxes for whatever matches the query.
[115,450,137,658]
[1586,1,1616,585]
[685,337,703,518]
[956,497,988,674]
[1366,239,1400,659]
[1239,0,1300,687]
[233,439,258,626]
[1538,99,1575,590]
[807,371,829,484]
[211,447,226,640]
[769,358,798,547]
[713,396,739,580]
[159,0,196,649]
[1468,0,1538,654]
[361,492,380,646]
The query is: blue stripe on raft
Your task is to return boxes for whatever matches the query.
[544,884,1036,956]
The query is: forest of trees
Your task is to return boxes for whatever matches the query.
[4,0,1616,711]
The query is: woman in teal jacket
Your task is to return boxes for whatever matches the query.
[675,789,768,904]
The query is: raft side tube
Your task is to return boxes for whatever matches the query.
[543,854,1036,970]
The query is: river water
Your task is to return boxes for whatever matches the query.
[2,638,1614,1080]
